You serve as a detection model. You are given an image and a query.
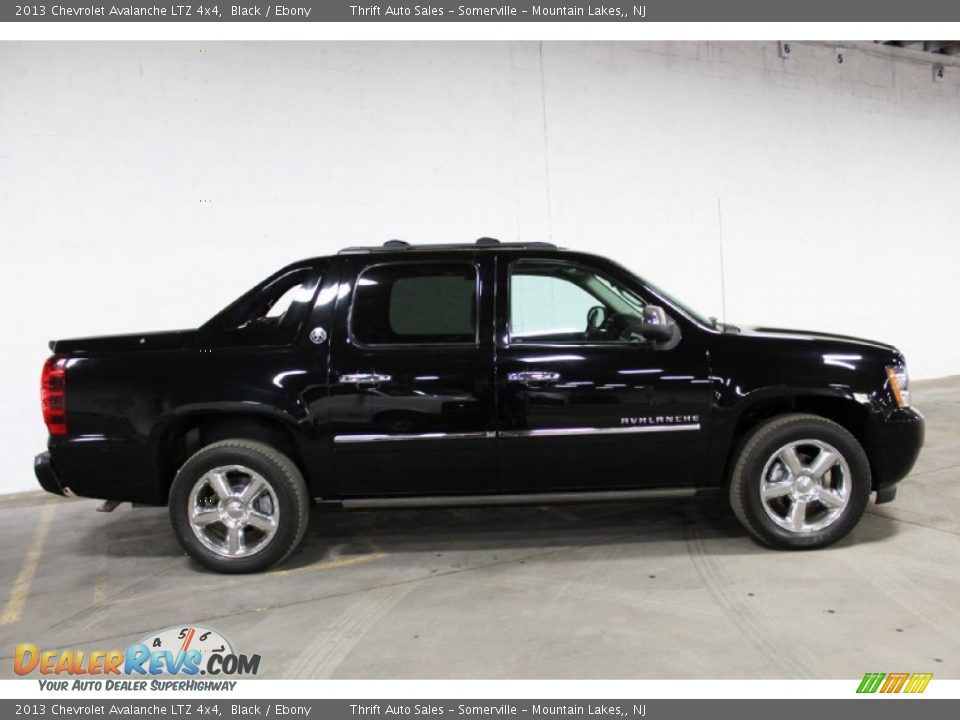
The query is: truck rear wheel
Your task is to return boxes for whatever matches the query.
[729,413,871,549]
[169,439,310,573]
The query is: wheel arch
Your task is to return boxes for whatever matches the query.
[153,406,311,503]
[720,389,872,488]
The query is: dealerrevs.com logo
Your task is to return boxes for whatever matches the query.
[15,625,260,690]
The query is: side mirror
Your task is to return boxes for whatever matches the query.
[586,305,607,331]
[639,305,678,344]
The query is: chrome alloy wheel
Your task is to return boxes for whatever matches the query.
[759,439,851,534]
[187,465,279,558]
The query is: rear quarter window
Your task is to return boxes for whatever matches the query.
[206,266,322,345]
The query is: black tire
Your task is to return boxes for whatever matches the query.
[729,413,871,550]
[169,439,310,573]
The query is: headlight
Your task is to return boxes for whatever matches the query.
[886,366,910,408]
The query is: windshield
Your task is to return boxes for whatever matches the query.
[588,273,646,316]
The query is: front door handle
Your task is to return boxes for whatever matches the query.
[339,373,392,385]
[507,371,561,385]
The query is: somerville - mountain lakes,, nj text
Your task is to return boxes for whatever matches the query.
[348,5,647,18]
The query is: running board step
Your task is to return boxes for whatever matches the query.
[338,488,698,510]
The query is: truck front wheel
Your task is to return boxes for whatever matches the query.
[729,413,871,549]
[169,439,310,573]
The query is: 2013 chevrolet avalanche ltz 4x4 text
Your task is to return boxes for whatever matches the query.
[35,239,924,572]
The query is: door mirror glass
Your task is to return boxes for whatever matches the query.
[586,306,608,335]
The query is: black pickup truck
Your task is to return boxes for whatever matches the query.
[35,239,924,572]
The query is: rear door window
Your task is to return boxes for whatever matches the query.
[350,263,478,345]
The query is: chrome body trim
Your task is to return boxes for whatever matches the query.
[500,424,701,438]
[333,430,497,444]
[341,487,697,509]
[333,424,699,444]
[507,370,562,384]
[338,373,392,385]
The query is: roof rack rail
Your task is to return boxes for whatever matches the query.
[338,239,560,254]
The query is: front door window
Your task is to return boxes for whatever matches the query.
[509,261,647,344]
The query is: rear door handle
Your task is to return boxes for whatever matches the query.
[507,371,561,385]
[339,373,392,385]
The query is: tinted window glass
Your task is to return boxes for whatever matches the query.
[511,274,598,339]
[351,263,477,345]
[208,267,320,345]
[236,269,317,330]
[510,261,646,344]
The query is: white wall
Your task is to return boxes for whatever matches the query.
[1,41,958,495]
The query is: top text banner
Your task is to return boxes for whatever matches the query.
[5,1,960,22]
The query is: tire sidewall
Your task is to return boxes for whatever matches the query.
[738,417,871,549]
[169,444,304,573]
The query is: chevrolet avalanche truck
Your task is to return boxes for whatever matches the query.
[35,239,924,572]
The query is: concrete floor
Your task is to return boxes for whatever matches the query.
[1,377,958,679]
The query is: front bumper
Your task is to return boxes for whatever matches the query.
[34,451,68,496]
[865,407,925,504]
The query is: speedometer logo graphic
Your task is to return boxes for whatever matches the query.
[139,625,235,673]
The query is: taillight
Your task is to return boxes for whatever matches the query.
[41,355,68,436]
